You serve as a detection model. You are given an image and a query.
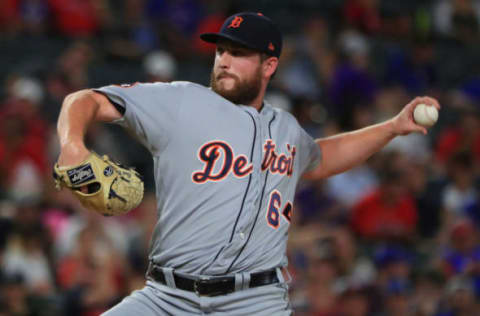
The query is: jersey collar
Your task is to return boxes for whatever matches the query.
[240,101,274,119]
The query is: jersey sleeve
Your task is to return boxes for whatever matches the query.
[94,82,184,154]
[298,127,322,174]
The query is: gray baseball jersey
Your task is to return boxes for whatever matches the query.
[95,81,321,277]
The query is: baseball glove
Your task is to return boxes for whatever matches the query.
[53,152,144,216]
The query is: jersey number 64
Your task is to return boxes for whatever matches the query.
[266,190,292,229]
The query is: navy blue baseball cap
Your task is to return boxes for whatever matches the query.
[200,12,282,58]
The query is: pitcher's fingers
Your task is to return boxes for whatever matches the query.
[406,97,423,110]
[420,96,441,109]
[412,121,428,134]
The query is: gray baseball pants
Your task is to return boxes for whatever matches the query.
[102,268,292,315]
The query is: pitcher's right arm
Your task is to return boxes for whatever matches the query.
[56,90,121,167]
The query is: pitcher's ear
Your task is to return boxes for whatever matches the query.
[263,56,279,78]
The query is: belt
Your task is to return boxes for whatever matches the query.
[146,264,279,297]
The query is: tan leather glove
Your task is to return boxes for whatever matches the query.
[53,152,144,216]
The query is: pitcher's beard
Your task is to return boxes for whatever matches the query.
[210,68,262,105]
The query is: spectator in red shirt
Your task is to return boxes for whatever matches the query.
[0,77,49,201]
[351,166,418,242]
[435,109,480,165]
[0,0,20,33]
[48,0,110,37]
[343,0,381,34]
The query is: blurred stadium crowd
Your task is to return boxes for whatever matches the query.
[1,0,480,315]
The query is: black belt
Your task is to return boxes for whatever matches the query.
[146,264,279,297]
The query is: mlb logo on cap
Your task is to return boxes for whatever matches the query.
[200,12,283,58]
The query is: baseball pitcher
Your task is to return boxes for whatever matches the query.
[54,12,440,316]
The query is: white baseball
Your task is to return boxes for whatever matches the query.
[413,103,438,127]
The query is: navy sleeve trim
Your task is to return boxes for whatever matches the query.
[94,90,126,115]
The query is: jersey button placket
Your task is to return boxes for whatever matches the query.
[238,109,262,239]
[249,113,268,232]
[253,112,265,212]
